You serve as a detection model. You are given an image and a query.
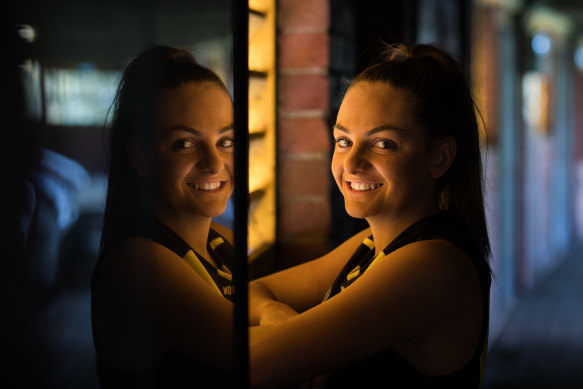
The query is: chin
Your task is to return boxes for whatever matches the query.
[344,203,371,220]
[197,203,229,219]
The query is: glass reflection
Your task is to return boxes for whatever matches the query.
[3,1,233,387]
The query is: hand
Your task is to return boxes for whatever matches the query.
[259,301,299,326]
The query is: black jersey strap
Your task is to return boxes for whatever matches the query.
[140,218,191,258]
[323,236,375,301]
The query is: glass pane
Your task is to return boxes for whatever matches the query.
[4,1,234,387]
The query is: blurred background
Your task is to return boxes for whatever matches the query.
[2,0,582,387]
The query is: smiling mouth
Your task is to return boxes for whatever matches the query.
[348,182,383,191]
[188,181,225,191]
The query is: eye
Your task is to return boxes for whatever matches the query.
[335,138,352,148]
[218,138,234,149]
[172,139,196,150]
[373,139,397,151]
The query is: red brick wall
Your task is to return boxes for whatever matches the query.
[276,0,331,268]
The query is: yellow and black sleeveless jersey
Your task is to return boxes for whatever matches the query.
[323,211,492,389]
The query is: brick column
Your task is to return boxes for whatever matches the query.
[276,0,331,268]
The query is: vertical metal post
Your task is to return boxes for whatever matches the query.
[232,1,249,388]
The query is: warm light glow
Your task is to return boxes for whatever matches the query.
[248,0,276,257]
[249,137,270,192]
[249,77,268,132]
[248,186,276,258]
[249,0,270,14]
[249,11,275,72]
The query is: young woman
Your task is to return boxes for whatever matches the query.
[91,46,236,387]
[249,43,492,388]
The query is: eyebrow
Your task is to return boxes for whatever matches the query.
[164,123,234,135]
[333,124,406,136]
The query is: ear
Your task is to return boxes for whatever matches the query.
[127,137,149,178]
[429,136,456,179]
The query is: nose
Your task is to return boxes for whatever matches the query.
[343,143,371,174]
[196,144,224,174]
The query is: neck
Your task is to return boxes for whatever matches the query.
[156,211,214,263]
[366,205,440,255]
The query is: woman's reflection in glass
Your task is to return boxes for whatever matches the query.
[91,46,235,388]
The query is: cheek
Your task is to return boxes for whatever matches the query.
[222,153,234,177]
[225,152,234,168]
[155,155,191,183]
[388,157,427,186]
[330,153,343,186]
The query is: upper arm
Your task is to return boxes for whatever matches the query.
[250,227,372,314]
[249,240,484,388]
[93,238,234,371]
[148,243,234,366]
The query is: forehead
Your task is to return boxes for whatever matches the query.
[156,81,233,130]
[336,81,420,133]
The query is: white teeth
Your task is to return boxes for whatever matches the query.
[193,182,222,190]
[350,182,381,191]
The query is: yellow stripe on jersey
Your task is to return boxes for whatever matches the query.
[217,265,232,281]
[209,236,224,250]
[362,237,374,250]
[182,250,222,295]
[346,266,361,282]
[368,251,386,270]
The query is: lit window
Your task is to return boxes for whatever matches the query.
[43,65,121,126]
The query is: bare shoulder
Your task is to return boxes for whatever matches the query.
[366,239,483,311]
[96,238,160,281]
[210,221,234,245]
[97,237,184,286]
[96,236,231,299]
[93,237,190,322]
[387,239,481,288]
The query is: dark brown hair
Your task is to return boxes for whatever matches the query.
[101,45,229,250]
[352,43,491,263]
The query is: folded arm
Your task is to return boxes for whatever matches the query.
[249,240,485,388]
[248,228,372,326]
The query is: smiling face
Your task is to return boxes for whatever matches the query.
[148,81,234,221]
[332,81,440,222]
